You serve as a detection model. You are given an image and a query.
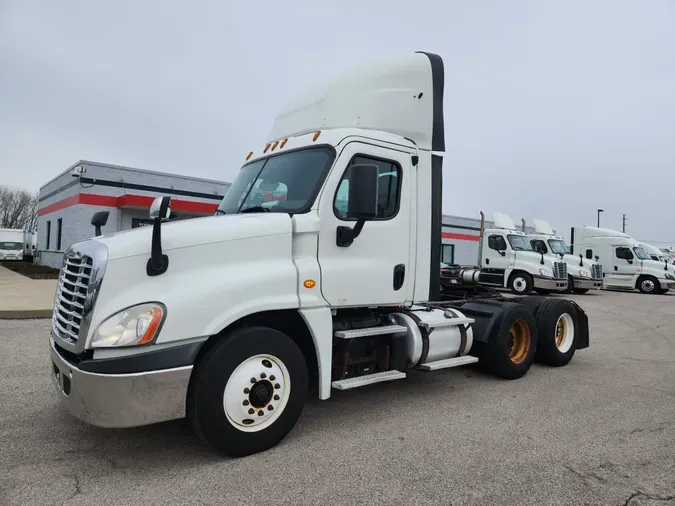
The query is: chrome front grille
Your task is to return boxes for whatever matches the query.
[591,263,602,280]
[51,241,108,351]
[553,262,567,280]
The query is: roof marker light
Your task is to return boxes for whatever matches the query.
[312,131,321,141]
[246,151,253,160]
[271,140,279,151]
[263,143,271,153]
[279,138,288,149]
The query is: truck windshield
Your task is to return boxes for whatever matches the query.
[0,242,22,250]
[507,235,533,251]
[547,239,568,255]
[216,147,335,215]
[632,247,649,260]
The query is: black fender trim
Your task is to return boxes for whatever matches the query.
[54,340,205,374]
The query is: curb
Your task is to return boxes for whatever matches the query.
[0,309,52,320]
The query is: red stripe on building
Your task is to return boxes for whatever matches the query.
[38,193,219,217]
[442,231,480,242]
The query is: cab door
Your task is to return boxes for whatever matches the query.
[609,246,638,288]
[316,141,413,307]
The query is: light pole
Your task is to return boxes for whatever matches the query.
[597,209,604,227]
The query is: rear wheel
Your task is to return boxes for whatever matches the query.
[637,276,659,294]
[509,272,533,295]
[532,299,578,366]
[188,326,308,457]
[479,302,538,379]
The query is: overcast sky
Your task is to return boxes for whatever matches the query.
[1,0,674,244]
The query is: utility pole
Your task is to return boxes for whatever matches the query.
[622,214,627,233]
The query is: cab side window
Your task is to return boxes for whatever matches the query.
[586,249,593,259]
[488,235,507,251]
[615,247,633,260]
[530,240,547,253]
[334,155,402,220]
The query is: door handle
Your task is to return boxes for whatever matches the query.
[393,264,405,291]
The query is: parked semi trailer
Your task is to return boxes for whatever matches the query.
[441,212,568,295]
[48,51,591,457]
[571,226,675,294]
[525,219,603,294]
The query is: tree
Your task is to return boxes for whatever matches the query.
[0,185,39,231]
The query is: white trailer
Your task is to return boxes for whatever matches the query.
[526,219,603,294]
[48,51,592,457]
[571,226,675,294]
[0,228,24,261]
[23,231,37,263]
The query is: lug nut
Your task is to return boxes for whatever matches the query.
[243,400,249,406]
[258,410,264,416]
[268,405,274,411]
[274,383,281,389]
[260,373,266,379]
[244,388,250,394]
[274,394,280,401]
[250,378,256,384]
[248,408,254,415]
[270,375,276,381]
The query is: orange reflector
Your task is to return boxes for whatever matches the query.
[263,143,271,153]
[246,151,253,160]
[303,279,316,289]
[138,306,164,345]
[312,131,321,141]
[280,138,288,148]
[271,140,279,151]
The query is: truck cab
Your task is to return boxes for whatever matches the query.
[526,219,603,294]
[475,213,568,294]
[571,226,675,294]
[47,51,591,458]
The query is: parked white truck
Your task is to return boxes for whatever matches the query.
[0,228,24,261]
[526,219,603,294]
[48,51,591,457]
[23,230,37,263]
[441,212,568,295]
[570,226,675,294]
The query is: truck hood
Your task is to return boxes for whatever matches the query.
[92,213,293,260]
[517,250,559,268]
[561,253,596,267]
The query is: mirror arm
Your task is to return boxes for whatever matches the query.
[336,220,366,248]
[540,252,545,265]
[146,198,170,276]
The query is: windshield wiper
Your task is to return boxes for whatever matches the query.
[239,206,271,214]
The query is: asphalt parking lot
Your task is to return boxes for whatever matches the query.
[1,291,674,506]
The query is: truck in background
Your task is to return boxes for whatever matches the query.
[0,228,24,261]
[525,219,603,294]
[23,231,37,263]
[442,212,568,295]
[570,226,675,294]
[48,51,591,457]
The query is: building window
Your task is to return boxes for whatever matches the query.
[56,218,62,251]
[441,244,455,264]
[46,221,51,250]
[334,155,402,220]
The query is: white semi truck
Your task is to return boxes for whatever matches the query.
[48,51,591,457]
[525,219,603,294]
[441,212,568,295]
[570,226,675,294]
[0,228,24,261]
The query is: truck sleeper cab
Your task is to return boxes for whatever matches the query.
[49,51,591,458]
[571,226,675,295]
[526,219,603,294]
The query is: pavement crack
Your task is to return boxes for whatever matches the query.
[623,491,675,505]
[60,474,83,505]
[563,465,608,486]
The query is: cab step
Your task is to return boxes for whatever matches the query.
[331,370,406,390]
[334,325,408,339]
[419,355,479,371]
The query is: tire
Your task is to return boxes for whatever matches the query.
[660,289,670,295]
[479,302,538,379]
[532,299,578,367]
[637,276,659,294]
[188,326,308,457]
[573,288,589,294]
[519,296,547,316]
[565,275,575,294]
[534,289,552,295]
[508,272,533,295]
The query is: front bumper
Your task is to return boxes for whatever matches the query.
[573,277,603,290]
[533,276,568,291]
[50,339,193,428]
[658,279,675,290]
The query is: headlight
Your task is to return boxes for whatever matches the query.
[665,272,675,281]
[91,303,166,348]
[539,268,553,277]
[578,270,591,278]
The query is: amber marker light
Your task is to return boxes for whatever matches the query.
[303,279,316,289]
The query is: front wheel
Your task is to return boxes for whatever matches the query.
[188,326,308,457]
[637,276,659,294]
[509,272,533,295]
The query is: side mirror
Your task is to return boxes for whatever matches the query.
[595,255,599,262]
[150,196,172,220]
[91,211,109,237]
[346,164,379,220]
